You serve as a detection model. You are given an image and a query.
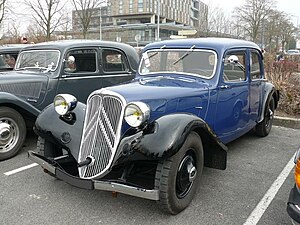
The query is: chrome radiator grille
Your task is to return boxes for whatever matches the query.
[78,91,125,179]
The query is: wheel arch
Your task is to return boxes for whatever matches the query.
[258,83,279,123]
[131,113,227,170]
[0,92,40,129]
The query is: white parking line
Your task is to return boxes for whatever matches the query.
[243,153,296,225]
[4,163,38,176]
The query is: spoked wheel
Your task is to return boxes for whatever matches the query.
[155,131,204,214]
[255,97,275,137]
[0,107,26,161]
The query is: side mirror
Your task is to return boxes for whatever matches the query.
[67,55,75,64]
[228,55,239,64]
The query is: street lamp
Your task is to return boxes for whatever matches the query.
[99,6,102,40]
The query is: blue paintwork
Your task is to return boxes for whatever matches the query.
[104,38,273,144]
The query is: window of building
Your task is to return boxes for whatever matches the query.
[138,0,144,12]
[129,0,133,13]
[119,0,123,14]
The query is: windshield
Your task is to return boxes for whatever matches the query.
[139,49,217,79]
[15,50,60,71]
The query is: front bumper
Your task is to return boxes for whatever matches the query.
[28,151,159,201]
[287,185,300,224]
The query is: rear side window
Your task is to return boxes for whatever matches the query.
[64,49,97,74]
[102,49,128,72]
[250,51,262,80]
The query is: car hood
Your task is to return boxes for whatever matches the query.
[0,70,49,102]
[105,75,210,119]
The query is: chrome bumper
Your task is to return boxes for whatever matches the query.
[28,151,159,201]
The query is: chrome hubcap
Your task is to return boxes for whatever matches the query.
[176,154,197,198]
[0,119,19,153]
[0,123,12,144]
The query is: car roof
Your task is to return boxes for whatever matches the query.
[143,38,261,53]
[21,39,135,53]
[0,44,29,53]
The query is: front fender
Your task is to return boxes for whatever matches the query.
[128,113,227,166]
[0,92,40,116]
[34,102,86,159]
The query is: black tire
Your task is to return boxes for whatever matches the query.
[155,131,204,214]
[0,107,26,161]
[255,97,275,137]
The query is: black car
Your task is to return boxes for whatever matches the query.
[0,40,139,160]
[287,147,300,224]
[0,44,27,70]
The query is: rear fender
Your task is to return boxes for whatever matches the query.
[258,83,279,123]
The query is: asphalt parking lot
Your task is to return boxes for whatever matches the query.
[1,126,299,225]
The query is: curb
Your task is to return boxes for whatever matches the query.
[274,116,300,129]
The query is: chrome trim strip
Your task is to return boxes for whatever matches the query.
[94,180,159,201]
[60,73,132,80]
[28,151,55,174]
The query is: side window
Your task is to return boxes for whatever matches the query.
[64,49,97,74]
[223,51,246,82]
[250,51,262,80]
[102,49,128,72]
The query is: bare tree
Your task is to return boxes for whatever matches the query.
[25,0,66,41]
[234,0,276,42]
[71,0,106,39]
[0,0,6,27]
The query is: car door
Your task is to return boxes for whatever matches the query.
[56,47,135,103]
[249,49,264,125]
[214,49,251,143]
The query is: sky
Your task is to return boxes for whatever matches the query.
[202,0,300,27]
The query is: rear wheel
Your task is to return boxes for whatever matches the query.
[0,107,26,161]
[255,97,275,137]
[155,131,204,214]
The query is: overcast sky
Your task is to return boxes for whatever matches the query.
[203,0,300,27]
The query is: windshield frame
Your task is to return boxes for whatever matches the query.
[15,49,61,72]
[138,48,218,79]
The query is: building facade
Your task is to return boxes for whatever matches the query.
[72,0,208,46]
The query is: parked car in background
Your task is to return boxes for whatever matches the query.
[29,38,279,214]
[0,44,27,70]
[287,147,300,225]
[287,49,300,55]
[0,40,139,160]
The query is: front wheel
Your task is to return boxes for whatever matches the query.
[155,131,204,214]
[255,97,275,137]
[0,107,26,161]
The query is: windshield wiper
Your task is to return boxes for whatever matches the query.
[144,45,166,59]
[173,45,196,65]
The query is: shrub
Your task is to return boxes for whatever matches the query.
[264,53,300,116]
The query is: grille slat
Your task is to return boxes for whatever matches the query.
[78,91,124,179]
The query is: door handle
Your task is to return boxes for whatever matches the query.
[220,85,230,89]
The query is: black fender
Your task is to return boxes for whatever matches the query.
[258,82,279,123]
[34,102,86,159]
[0,92,40,117]
[128,113,228,170]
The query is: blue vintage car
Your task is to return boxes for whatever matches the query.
[29,38,279,214]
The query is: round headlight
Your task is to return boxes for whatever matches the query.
[124,102,150,127]
[54,94,77,116]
